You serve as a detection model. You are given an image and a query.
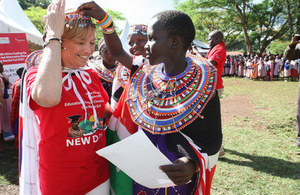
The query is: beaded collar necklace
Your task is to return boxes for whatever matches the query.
[90,59,118,82]
[25,50,43,70]
[115,64,130,89]
[126,55,217,134]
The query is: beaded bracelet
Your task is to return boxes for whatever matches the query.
[96,12,113,29]
[97,12,108,24]
[100,25,115,34]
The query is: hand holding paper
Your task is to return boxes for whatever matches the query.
[160,156,197,186]
[96,130,175,189]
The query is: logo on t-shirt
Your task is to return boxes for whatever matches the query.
[66,114,105,138]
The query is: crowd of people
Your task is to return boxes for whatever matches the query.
[221,53,300,82]
[0,0,299,194]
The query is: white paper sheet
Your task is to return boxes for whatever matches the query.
[96,130,175,189]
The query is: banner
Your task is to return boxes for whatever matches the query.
[0,33,29,86]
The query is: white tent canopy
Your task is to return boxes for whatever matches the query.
[192,39,210,54]
[193,39,209,49]
[0,0,43,45]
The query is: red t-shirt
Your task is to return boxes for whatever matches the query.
[26,67,109,195]
[11,78,21,125]
[206,41,226,89]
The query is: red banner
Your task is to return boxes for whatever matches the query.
[0,33,29,65]
[0,33,29,86]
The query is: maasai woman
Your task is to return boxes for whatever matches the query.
[89,39,119,102]
[284,59,291,81]
[78,2,222,195]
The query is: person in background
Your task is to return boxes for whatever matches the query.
[290,59,298,81]
[0,61,4,154]
[284,59,291,81]
[110,24,148,111]
[10,67,24,148]
[273,55,281,80]
[284,33,300,147]
[206,30,226,157]
[229,56,236,77]
[19,0,111,194]
[266,56,274,81]
[257,57,265,81]
[224,56,230,76]
[206,30,227,96]
[238,56,245,77]
[89,38,119,102]
[0,61,13,143]
[106,24,149,195]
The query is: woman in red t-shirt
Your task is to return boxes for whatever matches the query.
[20,0,111,194]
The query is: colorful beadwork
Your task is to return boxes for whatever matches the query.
[126,55,217,134]
[128,24,148,36]
[89,60,118,83]
[115,65,131,89]
[25,50,43,70]
[65,12,92,28]
[96,13,113,29]
[100,25,115,34]
[65,12,91,21]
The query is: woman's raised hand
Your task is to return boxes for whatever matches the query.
[44,0,65,39]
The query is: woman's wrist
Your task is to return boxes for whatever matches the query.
[44,37,62,48]
[96,12,113,29]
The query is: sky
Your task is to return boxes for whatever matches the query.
[95,0,175,25]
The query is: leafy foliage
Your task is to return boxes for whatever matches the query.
[23,5,125,50]
[24,6,47,34]
[94,9,125,49]
[174,0,299,54]
[18,0,50,10]
[266,40,290,55]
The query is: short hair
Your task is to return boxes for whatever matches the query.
[62,16,96,41]
[210,30,224,41]
[16,67,24,78]
[153,10,195,51]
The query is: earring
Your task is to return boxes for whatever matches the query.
[62,47,67,50]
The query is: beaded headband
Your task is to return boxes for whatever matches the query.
[65,12,93,29]
[128,24,148,36]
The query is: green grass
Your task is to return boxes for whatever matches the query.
[0,143,18,187]
[0,77,299,194]
[212,77,300,195]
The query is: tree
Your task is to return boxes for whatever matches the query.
[174,0,298,54]
[174,0,256,53]
[23,6,126,49]
[266,39,290,55]
[284,0,300,34]
[18,0,50,10]
[24,6,47,34]
[94,9,125,49]
[252,0,290,54]
[174,0,244,50]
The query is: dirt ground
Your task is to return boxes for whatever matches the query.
[0,185,18,195]
[0,95,255,195]
[220,94,255,125]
